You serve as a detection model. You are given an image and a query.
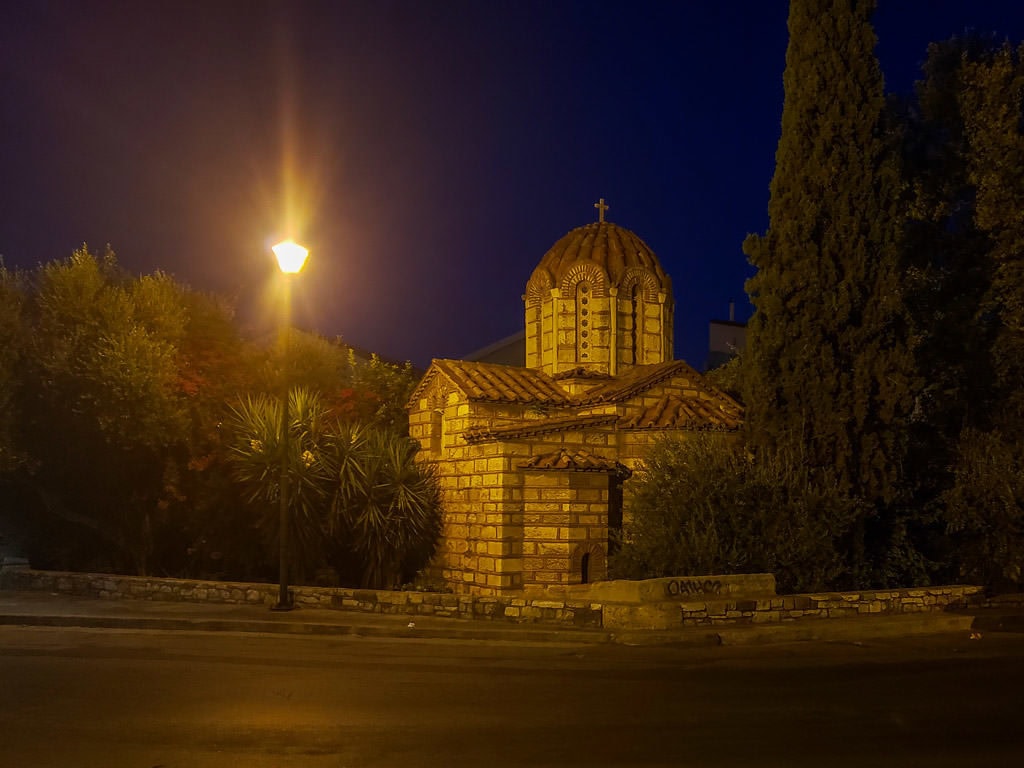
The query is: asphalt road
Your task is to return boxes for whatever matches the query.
[2,626,1023,767]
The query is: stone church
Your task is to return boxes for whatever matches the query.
[408,203,742,595]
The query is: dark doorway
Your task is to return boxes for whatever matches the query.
[580,553,590,584]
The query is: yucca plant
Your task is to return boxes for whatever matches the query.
[326,425,441,589]
[226,388,335,574]
[227,389,441,588]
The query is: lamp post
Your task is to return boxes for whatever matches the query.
[271,239,309,611]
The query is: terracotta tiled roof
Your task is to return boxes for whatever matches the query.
[409,359,570,406]
[573,361,695,405]
[551,367,613,381]
[619,393,743,431]
[409,359,744,433]
[519,448,631,477]
[463,413,618,444]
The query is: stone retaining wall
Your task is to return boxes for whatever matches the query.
[0,566,991,631]
[676,586,985,629]
[0,567,602,627]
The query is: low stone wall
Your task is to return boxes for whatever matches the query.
[676,586,985,628]
[0,566,989,632]
[0,567,602,628]
[973,591,1024,610]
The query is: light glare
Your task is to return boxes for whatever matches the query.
[272,240,309,273]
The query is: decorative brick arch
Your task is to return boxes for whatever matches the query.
[617,267,660,303]
[570,541,607,585]
[559,261,609,298]
[427,385,449,411]
[426,382,452,454]
[524,269,553,308]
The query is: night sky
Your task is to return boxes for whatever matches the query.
[3,1,1024,369]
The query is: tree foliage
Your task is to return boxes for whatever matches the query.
[739,0,928,586]
[13,247,193,574]
[613,435,861,593]
[943,429,1024,588]
[742,0,915,509]
[1,243,425,582]
[898,38,1024,589]
[331,348,419,434]
[960,44,1024,437]
[0,265,27,474]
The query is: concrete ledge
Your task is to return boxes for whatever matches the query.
[531,574,776,604]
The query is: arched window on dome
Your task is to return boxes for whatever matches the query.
[576,281,591,362]
[629,284,641,365]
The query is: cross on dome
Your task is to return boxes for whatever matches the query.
[594,198,609,223]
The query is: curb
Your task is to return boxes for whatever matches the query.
[0,607,986,647]
[610,612,976,647]
[0,611,615,644]
[970,612,1024,634]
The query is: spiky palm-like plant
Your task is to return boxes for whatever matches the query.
[227,388,335,573]
[228,389,441,588]
[327,424,441,589]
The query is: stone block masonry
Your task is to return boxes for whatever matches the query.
[0,568,603,628]
[676,586,986,630]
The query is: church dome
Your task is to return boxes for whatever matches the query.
[527,221,671,295]
[523,213,675,377]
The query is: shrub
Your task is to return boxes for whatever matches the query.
[612,434,862,593]
[943,429,1024,591]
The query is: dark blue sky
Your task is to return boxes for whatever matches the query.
[2,1,1023,368]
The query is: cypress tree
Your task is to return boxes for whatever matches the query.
[743,0,915,508]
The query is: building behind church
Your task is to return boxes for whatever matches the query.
[408,208,742,595]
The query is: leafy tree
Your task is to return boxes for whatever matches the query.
[960,43,1024,438]
[742,0,917,583]
[890,36,1009,586]
[159,290,272,579]
[897,36,1001,528]
[899,39,1024,589]
[16,247,191,574]
[273,330,349,397]
[327,347,419,434]
[260,333,418,434]
[0,264,27,475]
[613,435,861,593]
[930,43,1024,590]
[943,429,1024,589]
[702,352,744,404]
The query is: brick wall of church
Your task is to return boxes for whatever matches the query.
[411,394,528,595]
[422,444,526,595]
[412,388,626,595]
[521,470,609,588]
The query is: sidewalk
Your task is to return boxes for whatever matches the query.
[0,590,616,645]
[2,589,1014,646]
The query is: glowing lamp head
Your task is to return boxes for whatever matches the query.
[272,240,309,274]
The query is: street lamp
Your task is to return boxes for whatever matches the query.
[271,239,309,611]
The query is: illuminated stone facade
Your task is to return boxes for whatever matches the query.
[409,217,742,595]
